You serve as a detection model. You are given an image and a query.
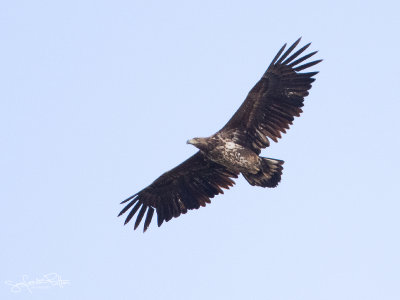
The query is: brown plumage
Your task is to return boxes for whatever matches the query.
[119,38,322,232]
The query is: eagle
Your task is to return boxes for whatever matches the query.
[119,38,321,232]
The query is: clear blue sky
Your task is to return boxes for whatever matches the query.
[1,1,399,299]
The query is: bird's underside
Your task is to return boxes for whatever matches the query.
[119,37,322,232]
[187,132,285,187]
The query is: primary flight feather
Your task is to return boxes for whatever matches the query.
[119,38,322,232]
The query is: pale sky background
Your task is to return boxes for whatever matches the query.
[1,1,399,299]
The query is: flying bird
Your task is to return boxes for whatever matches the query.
[119,38,321,232]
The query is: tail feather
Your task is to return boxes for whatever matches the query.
[243,157,284,188]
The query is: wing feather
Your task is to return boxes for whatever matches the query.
[282,43,311,64]
[134,205,147,230]
[220,38,321,154]
[276,37,301,65]
[143,207,154,232]
[124,201,141,225]
[119,152,238,232]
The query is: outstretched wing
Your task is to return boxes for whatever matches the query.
[119,152,238,232]
[220,37,322,154]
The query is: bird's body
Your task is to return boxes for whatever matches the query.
[210,139,261,174]
[188,133,261,174]
[119,38,322,231]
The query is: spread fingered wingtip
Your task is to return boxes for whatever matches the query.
[267,42,287,70]
[123,201,142,225]
[282,43,312,65]
[120,192,138,204]
[143,207,155,232]
[118,197,138,217]
[293,59,323,72]
[288,50,318,67]
[276,37,302,65]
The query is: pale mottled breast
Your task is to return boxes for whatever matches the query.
[206,135,260,174]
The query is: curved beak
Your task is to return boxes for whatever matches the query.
[186,139,194,145]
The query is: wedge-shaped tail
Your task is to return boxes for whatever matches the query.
[243,157,284,188]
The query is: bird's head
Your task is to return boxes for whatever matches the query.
[186,137,210,152]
